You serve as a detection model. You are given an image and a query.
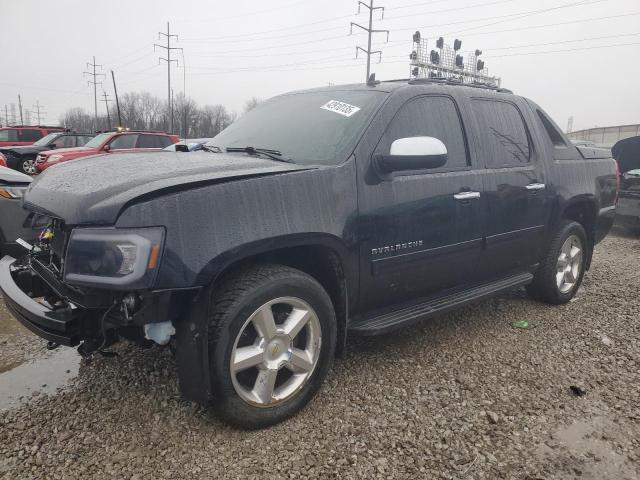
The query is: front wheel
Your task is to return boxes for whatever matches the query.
[526,220,588,304]
[208,264,336,429]
[18,157,37,175]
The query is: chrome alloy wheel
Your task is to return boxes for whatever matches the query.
[230,297,322,407]
[556,234,583,294]
[22,159,37,175]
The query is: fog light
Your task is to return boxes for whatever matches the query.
[122,292,139,316]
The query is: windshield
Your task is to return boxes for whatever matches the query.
[207,90,387,166]
[84,132,111,148]
[33,133,61,146]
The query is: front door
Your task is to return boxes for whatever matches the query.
[357,93,486,313]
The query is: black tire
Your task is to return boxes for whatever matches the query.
[208,264,336,429]
[526,220,588,304]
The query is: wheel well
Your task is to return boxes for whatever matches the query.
[561,201,597,268]
[212,245,348,356]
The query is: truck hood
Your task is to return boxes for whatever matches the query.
[24,151,311,225]
[0,145,44,156]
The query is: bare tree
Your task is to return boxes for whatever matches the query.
[59,91,240,137]
[243,97,262,114]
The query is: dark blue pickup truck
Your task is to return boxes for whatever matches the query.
[0,79,617,428]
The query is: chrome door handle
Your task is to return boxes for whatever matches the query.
[526,183,546,191]
[453,191,481,200]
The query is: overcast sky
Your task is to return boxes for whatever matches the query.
[1,0,638,131]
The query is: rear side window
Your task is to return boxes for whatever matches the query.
[471,99,530,167]
[137,134,163,148]
[20,129,43,141]
[537,110,567,147]
[156,136,172,148]
[376,95,469,169]
[109,134,138,149]
[0,130,18,142]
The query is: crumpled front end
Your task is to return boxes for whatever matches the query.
[0,218,199,354]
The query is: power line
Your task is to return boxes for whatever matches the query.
[351,1,389,82]
[154,22,182,134]
[31,100,45,124]
[101,91,111,130]
[83,56,105,131]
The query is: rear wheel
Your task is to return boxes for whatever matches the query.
[208,264,336,429]
[526,220,588,304]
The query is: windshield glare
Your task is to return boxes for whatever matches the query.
[208,90,386,166]
[33,133,61,146]
[84,133,111,148]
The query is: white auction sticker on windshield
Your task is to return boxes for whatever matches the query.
[321,100,361,117]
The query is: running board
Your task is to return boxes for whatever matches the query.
[349,272,533,336]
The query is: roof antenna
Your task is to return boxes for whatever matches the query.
[367,73,380,86]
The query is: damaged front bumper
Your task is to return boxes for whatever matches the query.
[0,255,200,348]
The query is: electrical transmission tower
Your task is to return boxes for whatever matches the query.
[155,22,182,134]
[101,91,112,130]
[31,100,45,125]
[350,1,389,83]
[84,56,105,131]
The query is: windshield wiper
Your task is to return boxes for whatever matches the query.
[201,145,222,153]
[226,146,294,163]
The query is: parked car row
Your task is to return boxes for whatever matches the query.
[0,131,95,174]
[0,126,181,174]
[35,130,179,172]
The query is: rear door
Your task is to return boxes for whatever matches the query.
[357,92,485,312]
[470,96,552,276]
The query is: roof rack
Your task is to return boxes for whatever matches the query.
[380,77,513,93]
[408,33,502,90]
[1,125,64,129]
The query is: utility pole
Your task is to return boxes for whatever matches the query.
[32,100,45,125]
[111,70,123,128]
[83,56,105,131]
[155,22,182,134]
[101,91,112,130]
[17,95,24,124]
[350,1,389,83]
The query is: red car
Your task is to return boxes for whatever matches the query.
[0,153,6,167]
[36,130,180,172]
[0,126,65,148]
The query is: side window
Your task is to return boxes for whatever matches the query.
[20,129,43,141]
[137,134,159,148]
[0,130,18,142]
[537,109,568,147]
[109,134,138,149]
[50,136,67,148]
[376,96,469,169]
[471,99,530,167]
[156,136,172,148]
[78,136,93,146]
[63,136,76,147]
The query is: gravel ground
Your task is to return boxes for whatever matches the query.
[0,230,639,479]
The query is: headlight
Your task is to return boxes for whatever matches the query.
[63,227,165,289]
[0,186,27,199]
[48,154,63,162]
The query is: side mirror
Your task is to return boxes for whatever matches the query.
[103,144,111,152]
[374,136,447,176]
